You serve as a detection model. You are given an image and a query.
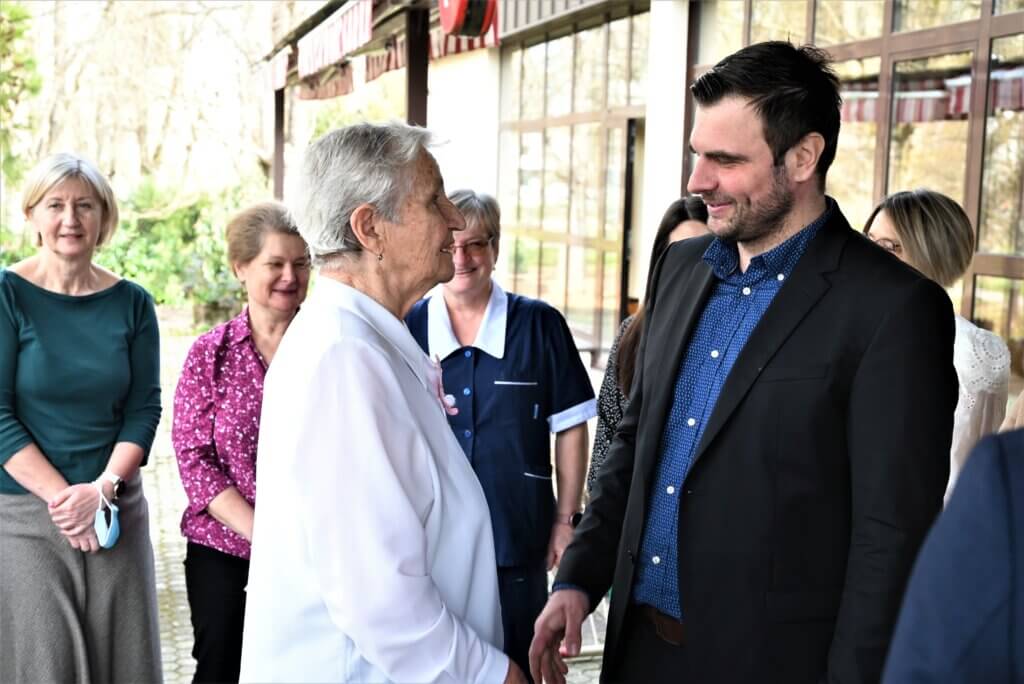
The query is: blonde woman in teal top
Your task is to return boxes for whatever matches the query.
[0,153,162,683]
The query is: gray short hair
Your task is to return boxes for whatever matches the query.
[292,122,433,267]
[448,189,501,243]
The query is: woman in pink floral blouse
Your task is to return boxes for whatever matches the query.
[172,202,310,683]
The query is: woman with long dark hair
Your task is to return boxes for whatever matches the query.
[586,196,708,492]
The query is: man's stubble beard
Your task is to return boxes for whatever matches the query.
[713,164,794,246]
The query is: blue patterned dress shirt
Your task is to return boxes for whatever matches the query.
[632,202,833,619]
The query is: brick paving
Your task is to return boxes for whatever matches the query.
[147,320,603,682]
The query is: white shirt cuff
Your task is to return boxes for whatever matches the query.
[548,398,598,433]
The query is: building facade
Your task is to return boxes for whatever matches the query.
[268,0,1023,396]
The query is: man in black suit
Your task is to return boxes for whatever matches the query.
[529,41,958,684]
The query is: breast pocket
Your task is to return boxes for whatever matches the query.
[758,364,830,383]
[493,379,543,425]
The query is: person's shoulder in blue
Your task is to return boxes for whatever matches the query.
[883,427,1024,683]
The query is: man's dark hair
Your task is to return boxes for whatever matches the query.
[690,41,841,189]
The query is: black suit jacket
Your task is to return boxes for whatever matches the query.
[558,207,959,683]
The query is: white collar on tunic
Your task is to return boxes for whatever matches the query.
[313,276,437,393]
[426,279,507,360]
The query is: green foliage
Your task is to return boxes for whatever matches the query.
[0,221,35,265]
[95,180,251,314]
[0,1,43,185]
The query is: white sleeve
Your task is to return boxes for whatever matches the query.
[292,340,508,684]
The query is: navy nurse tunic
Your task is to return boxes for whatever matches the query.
[406,281,596,567]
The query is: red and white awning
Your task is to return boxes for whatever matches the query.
[365,17,500,83]
[297,0,373,79]
[840,66,1024,124]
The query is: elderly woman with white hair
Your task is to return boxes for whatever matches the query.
[239,123,527,684]
[1,153,162,682]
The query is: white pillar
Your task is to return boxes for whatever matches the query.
[633,1,690,299]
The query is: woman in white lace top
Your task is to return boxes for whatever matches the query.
[864,189,1010,502]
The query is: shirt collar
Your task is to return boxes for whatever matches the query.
[311,277,436,391]
[426,279,508,360]
[226,306,253,346]
[703,197,835,281]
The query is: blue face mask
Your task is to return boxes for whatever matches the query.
[94,489,120,549]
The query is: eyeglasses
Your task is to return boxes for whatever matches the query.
[870,236,903,256]
[451,237,494,257]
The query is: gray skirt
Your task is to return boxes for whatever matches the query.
[0,476,162,683]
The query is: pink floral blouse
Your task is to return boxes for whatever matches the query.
[172,307,265,559]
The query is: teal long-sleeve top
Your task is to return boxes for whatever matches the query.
[0,270,162,494]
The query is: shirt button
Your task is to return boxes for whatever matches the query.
[463,349,472,358]
[463,429,472,438]
[652,555,661,565]
[666,485,675,495]
[710,350,720,359]
[777,273,785,281]
[687,418,696,427]
[462,387,471,396]
[742,286,752,296]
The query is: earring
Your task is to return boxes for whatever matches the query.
[377,252,384,262]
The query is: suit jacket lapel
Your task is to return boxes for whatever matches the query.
[690,214,850,470]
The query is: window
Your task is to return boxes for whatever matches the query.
[750,0,807,45]
[499,11,650,362]
[814,0,885,45]
[829,57,881,226]
[892,0,982,33]
[887,51,973,204]
[973,276,1024,397]
[978,34,1024,256]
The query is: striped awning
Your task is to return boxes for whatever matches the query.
[297,0,373,79]
[365,18,500,83]
[840,66,1024,124]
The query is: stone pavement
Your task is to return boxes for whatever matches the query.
[147,323,603,683]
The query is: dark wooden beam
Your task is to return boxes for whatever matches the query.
[273,89,285,199]
[405,6,429,126]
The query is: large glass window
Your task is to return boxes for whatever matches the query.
[887,51,973,204]
[571,123,602,238]
[750,0,807,45]
[542,127,570,233]
[814,0,885,45]
[607,17,630,109]
[519,132,543,231]
[574,25,606,113]
[893,0,981,33]
[499,12,649,362]
[995,0,1024,13]
[521,43,545,120]
[629,13,649,106]
[546,36,573,118]
[830,57,881,226]
[973,276,1024,397]
[696,1,743,66]
[978,34,1024,256]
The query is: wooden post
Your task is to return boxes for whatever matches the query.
[405,7,429,127]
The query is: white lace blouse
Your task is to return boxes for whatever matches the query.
[946,315,1010,501]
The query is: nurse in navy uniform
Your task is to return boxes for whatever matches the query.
[406,190,596,680]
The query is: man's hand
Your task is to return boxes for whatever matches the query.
[48,483,101,536]
[529,588,589,684]
[545,521,575,570]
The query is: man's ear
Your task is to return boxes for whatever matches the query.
[787,132,826,184]
[349,203,384,255]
